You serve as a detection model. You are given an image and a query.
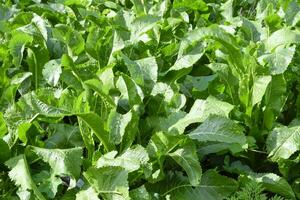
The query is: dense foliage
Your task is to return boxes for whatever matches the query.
[1,0,300,199]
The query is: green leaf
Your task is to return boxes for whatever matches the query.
[32,170,62,199]
[158,170,237,200]
[30,146,83,179]
[53,24,85,56]
[116,75,144,108]
[130,185,150,200]
[173,170,237,200]
[169,145,202,186]
[5,155,46,200]
[130,15,160,43]
[147,132,201,186]
[9,32,33,67]
[263,75,287,129]
[121,55,158,91]
[258,45,296,75]
[77,113,115,152]
[45,124,83,149]
[284,0,300,26]
[31,14,48,41]
[159,96,234,134]
[251,75,271,106]
[107,109,133,145]
[84,166,130,200]
[96,145,149,172]
[17,122,32,144]
[42,59,62,87]
[166,41,205,75]
[189,115,246,146]
[265,28,300,51]
[27,46,50,89]
[267,126,300,161]
[76,187,100,200]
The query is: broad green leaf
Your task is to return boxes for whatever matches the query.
[9,32,33,67]
[284,0,300,26]
[169,145,202,186]
[182,75,217,93]
[96,145,149,172]
[258,45,295,75]
[189,115,246,146]
[42,59,62,87]
[153,170,237,200]
[32,170,62,199]
[85,26,113,67]
[129,185,150,200]
[251,75,271,106]
[15,92,68,119]
[267,126,300,161]
[84,166,130,200]
[166,41,205,74]
[27,46,50,89]
[5,155,46,200]
[30,146,83,179]
[158,96,234,135]
[220,0,233,21]
[17,122,32,144]
[147,132,201,186]
[130,15,160,43]
[116,75,144,108]
[107,109,134,145]
[53,24,85,56]
[265,28,300,51]
[76,187,99,200]
[180,25,242,63]
[198,142,244,156]
[45,124,83,149]
[77,113,115,152]
[170,170,237,200]
[263,75,287,129]
[84,78,115,107]
[31,14,48,41]
[122,55,158,91]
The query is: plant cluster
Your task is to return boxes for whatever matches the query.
[1,0,300,199]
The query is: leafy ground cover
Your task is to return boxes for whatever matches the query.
[1,0,300,199]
